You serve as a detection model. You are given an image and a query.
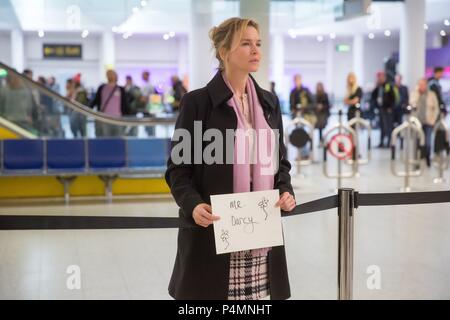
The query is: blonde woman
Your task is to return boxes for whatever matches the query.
[344,72,363,121]
[165,18,296,300]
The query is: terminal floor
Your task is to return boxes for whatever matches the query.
[0,128,450,299]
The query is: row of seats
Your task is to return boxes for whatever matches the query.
[0,138,170,173]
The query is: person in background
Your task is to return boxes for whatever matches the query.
[141,70,157,136]
[371,71,396,148]
[170,75,187,113]
[394,74,409,127]
[141,70,157,107]
[0,73,35,131]
[90,69,130,137]
[66,78,89,138]
[410,79,440,167]
[289,74,314,120]
[344,72,363,122]
[314,82,331,142]
[270,81,277,97]
[428,66,446,116]
[124,75,141,114]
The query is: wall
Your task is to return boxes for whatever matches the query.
[24,32,101,92]
[0,32,11,65]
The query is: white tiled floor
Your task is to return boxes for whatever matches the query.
[0,123,449,300]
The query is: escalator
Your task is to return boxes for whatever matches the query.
[0,61,177,139]
[0,61,177,200]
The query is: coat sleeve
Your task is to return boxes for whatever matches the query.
[89,85,103,110]
[165,92,205,218]
[273,95,295,199]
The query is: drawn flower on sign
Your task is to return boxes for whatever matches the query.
[221,229,230,250]
[258,197,269,221]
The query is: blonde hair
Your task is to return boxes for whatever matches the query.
[209,17,260,71]
[346,72,359,97]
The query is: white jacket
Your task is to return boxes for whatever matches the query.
[410,89,440,126]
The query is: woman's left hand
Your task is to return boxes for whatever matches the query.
[275,192,296,212]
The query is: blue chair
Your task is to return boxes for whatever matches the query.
[88,138,126,169]
[127,138,169,168]
[2,139,44,171]
[46,139,86,171]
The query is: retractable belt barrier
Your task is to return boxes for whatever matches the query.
[0,189,449,301]
[1,190,448,231]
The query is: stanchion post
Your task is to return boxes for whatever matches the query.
[338,110,343,189]
[338,188,355,300]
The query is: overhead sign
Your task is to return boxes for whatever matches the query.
[43,44,82,59]
[328,134,354,160]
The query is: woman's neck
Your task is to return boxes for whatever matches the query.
[224,69,248,97]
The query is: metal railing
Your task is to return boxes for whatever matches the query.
[390,111,425,192]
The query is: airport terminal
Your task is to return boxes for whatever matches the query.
[0,0,449,300]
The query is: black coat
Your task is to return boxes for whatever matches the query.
[165,71,295,300]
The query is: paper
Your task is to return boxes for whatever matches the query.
[211,189,283,255]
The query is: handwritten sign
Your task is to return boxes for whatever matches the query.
[211,189,283,255]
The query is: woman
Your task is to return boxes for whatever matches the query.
[165,17,296,300]
[344,72,363,122]
[314,82,331,141]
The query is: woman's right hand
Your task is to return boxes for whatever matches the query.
[193,203,220,228]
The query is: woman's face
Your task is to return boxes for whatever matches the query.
[226,26,261,73]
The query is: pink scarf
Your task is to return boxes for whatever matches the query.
[222,73,275,256]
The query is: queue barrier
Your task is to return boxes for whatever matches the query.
[285,116,315,176]
[1,188,449,300]
[390,113,425,192]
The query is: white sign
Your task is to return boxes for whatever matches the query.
[211,189,283,255]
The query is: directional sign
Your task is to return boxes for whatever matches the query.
[328,134,354,159]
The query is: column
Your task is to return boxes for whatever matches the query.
[178,35,188,78]
[352,33,365,88]
[11,29,24,72]
[240,0,270,90]
[326,38,335,94]
[400,0,426,90]
[189,0,214,90]
[99,31,115,81]
[271,33,284,96]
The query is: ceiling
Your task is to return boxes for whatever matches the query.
[0,0,448,39]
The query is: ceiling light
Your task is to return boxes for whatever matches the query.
[441,30,447,37]
[38,30,44,38]
[330,33,336,40]
[169,31,175,37]
[141,0,147,7]
[445,19,450,26]
[368,33,375,39]
[163,34,170,40]
[316,35,324,42]
[424,24,429,30]
[384,30,391,37]
[81,30,89,38]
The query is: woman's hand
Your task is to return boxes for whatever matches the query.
[275,192,296,212]
[193,203,220,228]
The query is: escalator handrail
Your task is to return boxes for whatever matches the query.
[0,62,177,127]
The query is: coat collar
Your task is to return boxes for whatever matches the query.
[206,71,276,111]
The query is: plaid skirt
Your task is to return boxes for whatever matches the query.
[227,250,270,300]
